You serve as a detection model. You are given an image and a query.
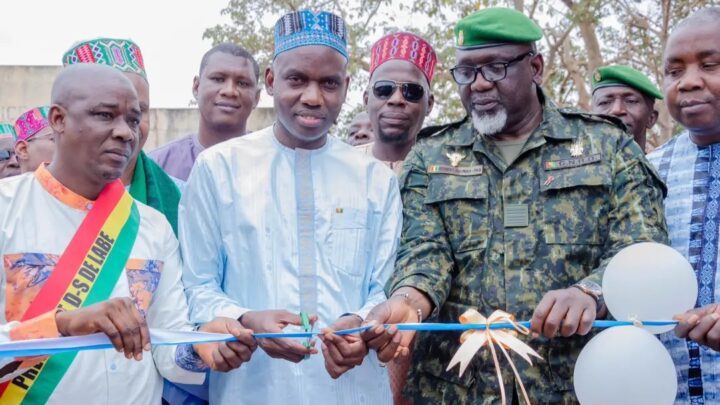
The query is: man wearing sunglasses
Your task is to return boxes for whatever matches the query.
[360,7,668,403]
[358,32,435,177]
[0,124,21,179]
[13,106,56,174]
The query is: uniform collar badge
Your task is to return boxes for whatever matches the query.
[446,151,466,167]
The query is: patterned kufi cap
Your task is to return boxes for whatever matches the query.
[14,106,50,142]
[274,10,348,60]
[370,32,437,83]
[62,37,146,79]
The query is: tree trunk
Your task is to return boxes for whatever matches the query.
[561,0,604,92]
[561,36,591,109]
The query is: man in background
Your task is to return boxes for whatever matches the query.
[150,43,261,181]
[0,124,20,179]
[13,106,55,174]
[358,32,435,177]
[590,64,662,151]
[347,111,374,146]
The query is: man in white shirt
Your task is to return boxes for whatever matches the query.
[179,9,401,405]
[0,64,256,404]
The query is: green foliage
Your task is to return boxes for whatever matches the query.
[204,0,719,145]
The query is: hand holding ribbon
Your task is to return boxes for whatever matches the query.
[239,310,318,363]
[319,314,368,379]
[446,309,542,405]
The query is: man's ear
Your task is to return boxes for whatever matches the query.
[530,53,545,86]
[192,76,200,100]
[648,109,659,129]
[48,105,66,134]
[427,93,435,116]
[14,140,29,161]
[265,67,275,96]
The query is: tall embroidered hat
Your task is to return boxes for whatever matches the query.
[0,123,15,139]
[13,106,50,142]
[62,38,146,78]
[370,32,437,83]
[273,10,348,60]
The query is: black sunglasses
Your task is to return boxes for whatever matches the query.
[372,80,425,103]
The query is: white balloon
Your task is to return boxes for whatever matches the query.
[603,242,697,333]
[574,326,677,405]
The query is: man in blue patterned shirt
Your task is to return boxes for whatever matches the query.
[648,6,720,404]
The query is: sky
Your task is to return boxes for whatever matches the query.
[0,0,272,108]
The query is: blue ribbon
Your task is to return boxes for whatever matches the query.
[0,320,678,359]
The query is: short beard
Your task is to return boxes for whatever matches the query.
[471,108,508,137]
[377,127,411,145]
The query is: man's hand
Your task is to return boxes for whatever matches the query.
[531,287,597,338]
[361,295,419,363]
[319,315,367,379]
[194,317,257,372]
[240,310,318,363]
[675,304,720,350]
[55,297,150,361]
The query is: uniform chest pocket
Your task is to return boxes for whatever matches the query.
[329,207,367,276]
[425,174,490,253]
[541,164,611,245]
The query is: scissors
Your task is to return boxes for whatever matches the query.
[300,312,313,360]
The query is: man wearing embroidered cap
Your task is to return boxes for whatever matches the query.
[13,106,55,174]
[63,38,182,235]
[361,7,668,403]
[591,65,662,151]
[0,124,20,179]
[180,9,399,405]
[0,63,256,404]
[357,32,435,177]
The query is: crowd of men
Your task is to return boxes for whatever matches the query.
[0,5,719,405]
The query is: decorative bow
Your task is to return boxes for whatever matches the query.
[446,309,543,405]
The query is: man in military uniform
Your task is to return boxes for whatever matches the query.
[590,64,662,151]
[359,7,669,404]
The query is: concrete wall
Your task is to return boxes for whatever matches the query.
[0,65,274,150]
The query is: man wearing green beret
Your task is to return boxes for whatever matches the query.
[359,7,669,404]
[591,65,662,151]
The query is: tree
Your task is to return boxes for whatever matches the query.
[204,0,718,146]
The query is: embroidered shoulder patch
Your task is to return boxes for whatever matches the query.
[543,154,602,170]
[427,165,483,176]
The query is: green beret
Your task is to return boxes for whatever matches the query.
[592,65,663,100]
[454,7,543,50]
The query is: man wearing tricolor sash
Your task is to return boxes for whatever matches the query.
[63,37,183,235]
[0,64,256,404]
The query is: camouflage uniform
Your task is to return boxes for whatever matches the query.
[387,98,669,404]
